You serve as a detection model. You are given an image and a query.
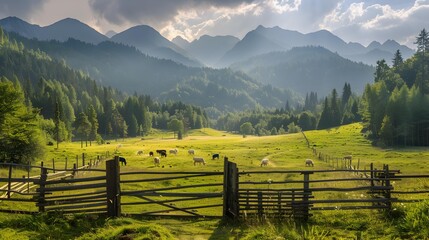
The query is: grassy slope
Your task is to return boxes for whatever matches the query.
[1,123,429,239]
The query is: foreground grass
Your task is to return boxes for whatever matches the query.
[1,123,429,239]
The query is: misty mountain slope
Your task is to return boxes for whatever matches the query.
[231,46,375,96]
[172,36,190,49]
[7,32,300,116]
[219,28,284,67]
[0,17,108,44]
[110,25,202,67]
[184,35,240,67]
[221,25,414,66]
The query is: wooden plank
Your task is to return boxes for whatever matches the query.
[123,191,222,198]
[122,183,222,193]
[121,174,221,183]
[0,198,37,202]
[136,195,201,217]
[44,191,106,200]
[139,204,223,216]
[240,169,400,174]
[39,183,106,192]
[120,171,223,175]
[44,176,106,185]
[121,195,221,206]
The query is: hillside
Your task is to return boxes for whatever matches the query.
[6,32,300,116]
[231,46,375,96]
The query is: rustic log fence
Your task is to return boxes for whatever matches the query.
[0,157,429,221]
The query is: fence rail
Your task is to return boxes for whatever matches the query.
[0,158,428,221]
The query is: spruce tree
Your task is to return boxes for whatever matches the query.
[415,28,429,53]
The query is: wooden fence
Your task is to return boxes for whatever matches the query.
[0,157,429,221]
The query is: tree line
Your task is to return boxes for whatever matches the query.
[218,29,429,148]
[0,27,208,164]
[360,29,429,146]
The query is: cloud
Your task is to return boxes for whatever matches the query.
[88,0,258,27]
[0,0,45,19]
[322,1,429,47]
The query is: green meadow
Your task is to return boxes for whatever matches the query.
[1,123,429,239]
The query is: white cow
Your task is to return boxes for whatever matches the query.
[193,157,205,166]
[305,159,314,167]
[260,158,269,167]
[169,149,178,155]
[188,149,195,155]
[154,157,160,167]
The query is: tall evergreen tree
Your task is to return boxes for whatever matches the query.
[415,28,429,53]
[0,78,45,163]
[392,50,403,68]
[74,112,91,148]
[317,97,331,129]
[87,105,99,145]
[331,89,341,126]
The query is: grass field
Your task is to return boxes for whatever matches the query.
[1,123,429,239]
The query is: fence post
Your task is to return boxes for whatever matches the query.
[7,164,12,199]
[301,171,312,221]
[106,156,121,217]
[82,153,85,167]
[65,157,68,170]
[38,167,48,212]
[223,158,239,220]
[384,164,392,211]
[52,158,55,173]
[72,163,77,178]
[257,191,263,219]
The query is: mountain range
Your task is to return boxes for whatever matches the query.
[0,16,412,114]
[0,17,414,68]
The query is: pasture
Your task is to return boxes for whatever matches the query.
[1,123,429,239]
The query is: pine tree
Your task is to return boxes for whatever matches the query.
[317,97,331,129]
[74,112,91,148]
[87,105,99,146]
[341,83,352,110]
[392,50,403,68]
[331,89,341,126]
[415,28,429,53]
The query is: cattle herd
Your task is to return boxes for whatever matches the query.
[116,146,353,168]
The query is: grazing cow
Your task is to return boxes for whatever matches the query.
[305,159,314,167]
[169,149,178,155]
[149,151,154,156]
[154,157,160,167]
[343,155,352,161]
[161,151,167,157]
[156,149,166,155]
[188,149,195,155]
[260,158,269,167]
[119,156,127,166]
[136,150,144,155]
[212,153,220,160]
[193,157,206,166]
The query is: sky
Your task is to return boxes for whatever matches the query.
[0,0,428,48]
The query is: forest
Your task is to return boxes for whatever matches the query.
[1,26,429,165]
[0,27,208,164]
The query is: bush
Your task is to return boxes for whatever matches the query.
[397,201,429,238]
